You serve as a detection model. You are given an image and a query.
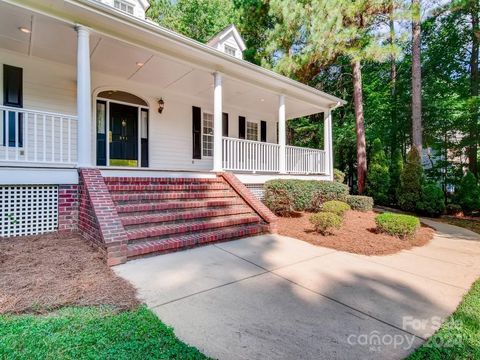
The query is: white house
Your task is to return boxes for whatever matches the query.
[0,0,345,264]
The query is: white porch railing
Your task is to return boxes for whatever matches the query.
[223,137,326,174]
[286,145,325,174]
[223,137,280,172]
[0,106,77,165]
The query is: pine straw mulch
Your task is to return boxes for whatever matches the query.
[0,232,140,314]
[277,210,435,256]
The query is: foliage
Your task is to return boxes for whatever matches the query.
[0,306,209,359]
[346,195,374,211]
[366,138,391,205]
[417,183,446,217]
[446,203,463,216]
[375,213,420,239]
[321,200,351,217]
[333,168,345,183]
[309,212,343,235]
[389,149,404,205]
[408,278,480,359]
[397,147,424,212]
[264,179,349,211]
[147,0,235,43]
[264,187,294,216]
[456,171,480,215]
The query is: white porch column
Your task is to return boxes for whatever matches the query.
[324,110,334,180]
[278,94,286,174]
[75,25,92,167]
[213,72,223,172]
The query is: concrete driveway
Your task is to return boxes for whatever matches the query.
[114,221,480,360]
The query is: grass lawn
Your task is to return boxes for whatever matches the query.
[0,306,210,360]
[408,278,480,359]
[436,217,480,235]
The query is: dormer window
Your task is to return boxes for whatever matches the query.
[114,0,134,15]
[224,45,237,57]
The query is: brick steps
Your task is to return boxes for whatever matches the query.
[101,175,270,261]
[111,190,236,203]
[127,224,264,258]
[126,214,260,240]
[120,205,252,227]
[115,198,246,214]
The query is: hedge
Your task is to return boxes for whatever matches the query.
[264,179,349,211]
[346,195,374,211]
[309,212,343,235]
[375,212,420,238]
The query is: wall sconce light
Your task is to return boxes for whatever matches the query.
[158,98,165,114]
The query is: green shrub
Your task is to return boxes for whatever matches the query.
[389,149,404,205]
[321,200,351,216]
[456,172,480,215]
[397,147,423,212]
[446,203,462,216]
[417,183,445,217]
[366,138,390,205]
[346,195,374,211]
[264,188,294,216]
[333,168,345,183]
[309,212,343,235]
[264,179,349,211]
[375,212,420,238]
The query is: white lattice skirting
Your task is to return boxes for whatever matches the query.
[245,183,265,201]
[0,185,58,237]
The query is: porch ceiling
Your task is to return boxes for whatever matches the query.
[0,1,324,119]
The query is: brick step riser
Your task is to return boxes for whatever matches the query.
[107,184,231,192]
[127,216,261,241]
[112,192,237,204]
[104,177,223,185]
[117,204,249,218]
[121,207,255,228]
[127,225,265,258]
[115,199,246,214]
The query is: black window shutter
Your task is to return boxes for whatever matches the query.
[260,121,267,142]
[192,106,202,159]
[3,65,23,107]
[239,116,246,139]
[222,112,229,137]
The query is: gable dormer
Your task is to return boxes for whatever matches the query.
[207,24,246,60]
[98,0,150,19]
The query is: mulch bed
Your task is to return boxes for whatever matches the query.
[277,210,435,256]
[0,232,139,314]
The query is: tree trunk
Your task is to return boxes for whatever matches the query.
[411,0,422,153]
[469,0,479,178]
[389,3,398,156]
[352,59,367,194]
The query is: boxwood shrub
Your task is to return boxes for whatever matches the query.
[309,212,343,235]
[321,200,351,217]
[375,212,420,239]
[264,187,294,216]
[346,195,374,211]
[264,179,349,211]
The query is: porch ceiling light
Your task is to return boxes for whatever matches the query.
[158,98,165,114]
[260,98,265,102]
[19,27,31,34]
[136,62,144,67]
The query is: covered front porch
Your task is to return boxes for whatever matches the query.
[0,0,338,182]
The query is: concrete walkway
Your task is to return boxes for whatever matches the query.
[114,220,480,360]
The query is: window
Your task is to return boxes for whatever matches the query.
[202,112,214,157]
[2,65,23,147]
[114,0,134,14]
[224,45,237,57]
[246,121,258,141]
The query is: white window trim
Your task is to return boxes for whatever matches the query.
[202,111,214,158]
[114,0,135,15]
[246,120,259,141]
[224,44,237,57]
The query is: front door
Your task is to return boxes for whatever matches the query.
[109,103,138,167]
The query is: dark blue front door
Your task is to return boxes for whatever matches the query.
[109,102,138,166]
